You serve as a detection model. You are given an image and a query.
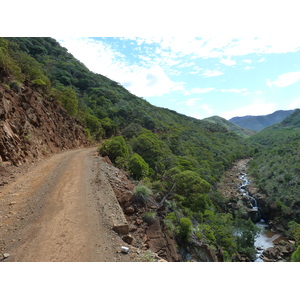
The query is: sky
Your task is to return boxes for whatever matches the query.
[55,36,300,120]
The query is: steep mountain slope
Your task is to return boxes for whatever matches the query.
[229,109,295,132]
[1,37,259,261]
[204,115,254,137]
[248,109,300,228]
[3,37,251,183]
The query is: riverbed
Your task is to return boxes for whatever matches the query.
[218,159,284,261]
[237,165,284,261]
[254,220,282,261]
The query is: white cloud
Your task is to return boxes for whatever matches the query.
[220,88,248,94]
[125,65,183,97]
[186,98,201,106]
[202,70,224,77]
[219,88,262,95]
[288,99,300,110]
[244,66,254,70]
[57,37,183,98]
[190,112,205,120]
[267,71,300,88]
[221,99,277,120]
[258,58,266,63]
[199,104,213,116]
[220,57,236,66]
[190,87,215,94]
[135,36,300,61]
[186,104,213,119]
[177,98,202,106]
[55,36,300,113]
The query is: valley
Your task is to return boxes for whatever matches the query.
[218,158,295,261]
[1,37,299,262]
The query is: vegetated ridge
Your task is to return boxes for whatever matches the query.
[229,109,296,132]
[249,109,300,226]
[204,115,255,137]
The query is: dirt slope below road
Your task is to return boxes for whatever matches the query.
[0,147,144,262]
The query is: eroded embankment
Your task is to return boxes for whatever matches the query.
[0,82,89,169]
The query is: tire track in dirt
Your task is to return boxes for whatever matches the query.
[0,147,140,262]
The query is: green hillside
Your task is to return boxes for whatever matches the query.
[248,109,300,227]
[2,37,251,181]
[1,37,263,261]
[204,115,254,137]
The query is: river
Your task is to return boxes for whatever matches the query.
[238,171,282,262]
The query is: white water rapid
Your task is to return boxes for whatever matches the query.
[238,172,280,262]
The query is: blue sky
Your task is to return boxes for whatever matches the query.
[3,0,300,122]
[56,36,300,120]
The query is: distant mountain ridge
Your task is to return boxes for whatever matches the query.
[203,115,254,137]
[229,109,296,132]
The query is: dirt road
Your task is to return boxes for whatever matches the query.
[0,147,139,262]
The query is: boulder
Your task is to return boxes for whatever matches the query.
[122,234,134,245]
[113,224,129,235]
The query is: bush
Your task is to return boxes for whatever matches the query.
[58,87,79,117]
[287,221,300,245]
[84,113,105,140]
[129,153,149,179]
[178,217,193,243]
[133,184,152,206]
[98,136,129,163]
[197,224,216,244]
[291,245,300,262]
[143,211,157,225]
[0,38,23,80]
[234,218,259,259]
[173,170,211,195]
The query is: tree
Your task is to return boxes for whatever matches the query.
[291,245,300,262]
[234,218,259,259]
[128,153,149,180]
[288,221,300,245]
[172,170,212,212]
[58,87,79,117]
[131,130,170,169]
[178,217,193,242]
[84,113,104,140]
[98,136,129,163]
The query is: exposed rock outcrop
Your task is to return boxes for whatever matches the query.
[0,82,89,168]
[261,241,295,262]
[100,158,181,261]
[179,234,221,262]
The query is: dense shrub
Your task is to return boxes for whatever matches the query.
[178,217,193,242]
[133,184,153,206]
[57,87,79,117]
[98,136,129,163]
[0,38,23,80]
[287,221,300,246]
[233,218,260,259]
[291,245,300,262]
[129,153,149,180]
[143,211,157,225]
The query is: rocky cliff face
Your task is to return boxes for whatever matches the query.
[0,81,89,168]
